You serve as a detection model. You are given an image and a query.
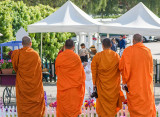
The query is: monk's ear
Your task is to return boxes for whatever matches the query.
[30,42,32,47]
[133,39,135,45]
[72,46,75,50]
[102,44,104,50]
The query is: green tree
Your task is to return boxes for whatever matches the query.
[0,0,71,61]
[4,0,160,17]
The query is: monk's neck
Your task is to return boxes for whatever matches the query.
[22,46,31,50]
[103,48,110,51]
[23,46,31,48]
[133,42,143,46]
[65,49,74,51]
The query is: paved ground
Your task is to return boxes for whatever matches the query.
[0,41,160,107]
[143,41,160,60]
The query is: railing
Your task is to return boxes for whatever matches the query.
[154,59,160,83]
[0,104,160,117]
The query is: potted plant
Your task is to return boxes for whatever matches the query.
[0,59,13,74]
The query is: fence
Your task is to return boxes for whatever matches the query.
[0,104,160,117]
[154,59,160,83]
[42,59,56,82]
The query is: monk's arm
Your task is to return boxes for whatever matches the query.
[91,54,98,85]
[119,48,131,84]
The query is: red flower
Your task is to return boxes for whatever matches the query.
[8,51,13,56]
[123,99,127,104]
[92,37,97,41]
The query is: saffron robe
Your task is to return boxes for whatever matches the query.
[119,43,156,117]
[55,49,85,117]
[11,47,45,117]
[91,49,124,117]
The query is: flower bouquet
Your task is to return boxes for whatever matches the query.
[49,101,57,108]
[84,98,96,109]
[123,99,127,105]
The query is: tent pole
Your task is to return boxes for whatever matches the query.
[41,33,42,61]
[97,33,99,52]
[107,33,109,38]
[1,46,2,60]
[130,35,133,46]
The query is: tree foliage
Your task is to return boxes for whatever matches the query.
[0,0,71,61]
[10,0,160,17]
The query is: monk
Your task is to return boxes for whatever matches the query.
[55,39,85,117]
[119,34,156,117]
[11,36,45,117]
[91,38,124,117]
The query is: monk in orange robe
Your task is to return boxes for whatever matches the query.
[11,36,45,117]
[91,38,124,117]
[119,34,156,117]
[55,39,85,117]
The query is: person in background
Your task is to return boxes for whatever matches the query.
[79,43,89,62]
[89,45,97,60]
[11,36,45,117]
[83,61,93,95]
[119,34,156,117]
[123,35,127,45]
[111,38,117,52]
[119,35,126,56]
[91,38,125,117]
[56,39,85,117]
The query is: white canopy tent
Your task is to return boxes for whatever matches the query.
[99,2,160,36]
[28,0,101,57]
[28,0,100,33]
[0,33,3,36]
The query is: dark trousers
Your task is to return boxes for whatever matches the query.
[80,55,88,62]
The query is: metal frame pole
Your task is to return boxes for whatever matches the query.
[41,33,42,61]
[1,46,3,60]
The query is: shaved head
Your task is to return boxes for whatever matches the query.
[102,38,112,49]
[65,39,75,49]
[133,34,142,43]
[22,36,32,47]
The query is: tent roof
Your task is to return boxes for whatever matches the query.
[0,33,3,36]
[28,0,100,33]
[100,2,160,36]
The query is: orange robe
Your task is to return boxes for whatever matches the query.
[91,49,124,117]
[11,47,45,117]
[55,49,85,117]
[119,43,156,117]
